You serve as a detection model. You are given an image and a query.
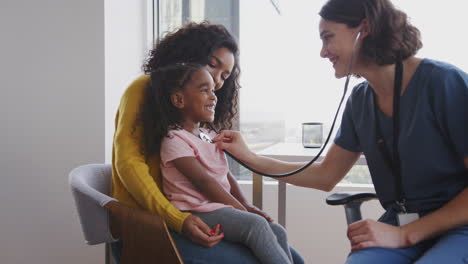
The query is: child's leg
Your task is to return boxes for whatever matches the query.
[193,208,292,264]
[269,222,293,261]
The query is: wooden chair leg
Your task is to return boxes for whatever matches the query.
[105,243,111,264]
[105,201,183,264]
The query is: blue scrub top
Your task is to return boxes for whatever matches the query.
[335,58,468,213]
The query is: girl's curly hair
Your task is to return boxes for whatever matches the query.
[138,22,240,159]
[140,63,205,159]
[319,0,422,65]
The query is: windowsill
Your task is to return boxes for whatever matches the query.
[238,180,374,189]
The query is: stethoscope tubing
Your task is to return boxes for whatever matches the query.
[223,32,362,178]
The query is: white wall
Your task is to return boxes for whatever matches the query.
[0,0,105,263]
[239,183,384,263]
[104,0,148,163]
[0,0,148,263]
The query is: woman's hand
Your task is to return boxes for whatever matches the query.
[347,219,410,251]
[182,215,224,247]
[243,203,274,222]
[213,130,254,162]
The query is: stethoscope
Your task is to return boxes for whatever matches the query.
[201,31,363,178]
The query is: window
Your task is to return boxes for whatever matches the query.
[154,0,238,40]
[152,0,468,182]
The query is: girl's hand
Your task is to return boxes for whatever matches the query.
[243,203,274,222]
[347,219,409,251]
[208,224,222,236]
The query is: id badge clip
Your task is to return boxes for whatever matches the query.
[397,213,419,226]
[396,200,419,226]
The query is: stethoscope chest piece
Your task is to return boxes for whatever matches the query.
[199,132,213,143]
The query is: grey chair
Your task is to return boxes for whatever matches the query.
[326,192,378,225]
[69,164,117,264]
[69,163,183,264]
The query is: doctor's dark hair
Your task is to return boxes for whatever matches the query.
[139,63,206,159]
[319,0,422,65]
[143,22,240,131]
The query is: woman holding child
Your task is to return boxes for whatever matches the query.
[111,22,304,264]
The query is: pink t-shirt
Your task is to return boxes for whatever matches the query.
[160,128,232,212]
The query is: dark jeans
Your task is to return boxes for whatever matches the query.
[347,205,468,264]
[111,230,304,264]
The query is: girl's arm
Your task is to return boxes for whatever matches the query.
[227,172,273,221]
[226,171,248,205]
[172,157,247,211]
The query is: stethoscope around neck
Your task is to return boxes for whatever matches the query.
[200,32,363,178]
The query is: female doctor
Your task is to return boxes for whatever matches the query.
[214,0,468,263]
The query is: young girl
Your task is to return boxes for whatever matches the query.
[139,62,293,264]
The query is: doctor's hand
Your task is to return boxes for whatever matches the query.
[347,219,410,251]
[182,215,224,248]
[213,130,254,161]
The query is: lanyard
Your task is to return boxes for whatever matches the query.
[373,61,407,212]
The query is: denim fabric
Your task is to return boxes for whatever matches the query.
[110,230,305,264]
[345,225,468,264]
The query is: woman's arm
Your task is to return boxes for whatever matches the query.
[349,187,468,250]
[214,131,361,191]
[172,157,247,211]
[401,157,468,245]
[277,143,361,191]
[348,157,468,250]
[402,181,468,245]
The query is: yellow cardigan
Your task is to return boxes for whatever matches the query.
[111,75,190,233]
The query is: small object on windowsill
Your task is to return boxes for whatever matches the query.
[302,122,323,148]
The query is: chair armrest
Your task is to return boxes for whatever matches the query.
[105,201,183,264]
[326,192,377,206]
[326,192,378,225]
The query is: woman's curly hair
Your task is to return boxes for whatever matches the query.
[319,0,422,65]
[138,22,240,159]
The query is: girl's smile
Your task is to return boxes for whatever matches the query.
[173,68,218,128]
